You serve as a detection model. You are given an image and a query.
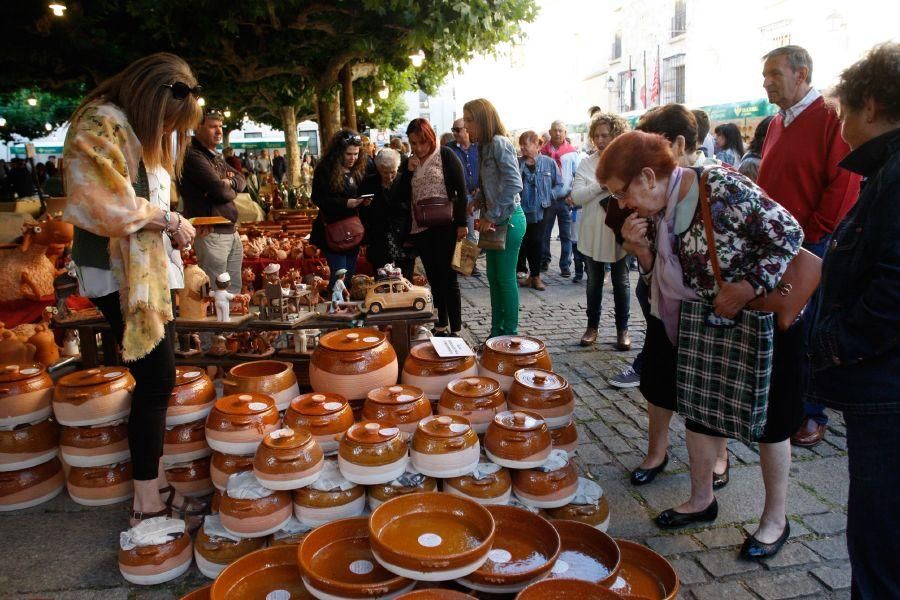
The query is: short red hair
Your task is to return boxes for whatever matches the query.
[406,118,437,156]
[596,130,677,186]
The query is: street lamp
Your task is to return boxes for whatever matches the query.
[45,122,53,132]
[197,97,206,107]
[367,100,376,114]
[409,50,425,68]
[49,2,67,16]
[27,95,38,107]
[378,81,390,100]
[355,98,363,107]
[223,109,231,118]
[0,117,6,127]
[606,76,616,91]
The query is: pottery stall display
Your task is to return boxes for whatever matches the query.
[368,492,496,581]
[457,505,561,594]
[0,456,65,511]
[442,461,512,506]
[547,520,620,586]
[223,360,299,413]
[166,367,216,426]
[60,420,130,468]
[253,427,324,490]
[507,369,574,430]
[67,461,134,506]
[298,516,416,600]
[484,411,552,469]
[284,392,354,455]
[607,539,680,600]
[163,420,212,466]
[512,450,579,509]
[293,459,367,527]
[400,344,478,402]
[543,478,611,532]
[193,514,267,579]
[218,471,293,538]
[550,419,579,457]
[205,393,280,456]
[118,517,193,585]
[210,452,255,492]
[516,578,621,599]
[165,457,214,498]
[368,468,438,510]
[477,336,552,393]
[338,422,409,485]
[52,367,135,427]
[210,545,314,600]
[362,385,432,439]
[410,415,480,479]
[0,417,58,471]
[0,363,54,427]
[268,516,313,546]
[437,377,507,435]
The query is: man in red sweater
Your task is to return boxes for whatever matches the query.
[539,120,578,275]
[757,45,862,447]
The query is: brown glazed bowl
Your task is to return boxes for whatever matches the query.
[507,369,575,430]
[484,411,552,469]
[167,367,216,427]
[368,474,438,510]
[437,376,507,434]
[516,578,621,599]
[363,385,432,438]
[458,505,561,594]
[607,539,680,600]
[550,419,579,457]
[223,360,300,412]
[205,393,280,456]
[60,421,130,468]
[67,461,134,506]
[401,343,478,401]
[284,392,354,454]
[210,545,313,600]
[52,367,135,427]
[210,452,255,491]
[395,591,475,600]
[0,456,65,512]
[219,488,293,538]
[443,464,512,505]
[194,519,267,579]
[253,427,324,491]
[0,363,54,427]
[549,520,621,586]
[410,415,480,478]
[338,422,409,485]
[118,524,193,585]
[163,419,211,465]
[165,457,214,498]
[298,516,415,599]
[368,492,496,582]
[477,336,552,393]
[0,417,58,472]
[512,456,579,509]
[309,328,399,406]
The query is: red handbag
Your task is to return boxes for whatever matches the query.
[325,215,364,252]
[413,196,453,228]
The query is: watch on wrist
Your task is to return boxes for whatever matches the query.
[751,281,766,298]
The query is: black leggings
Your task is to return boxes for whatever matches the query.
[92,291,177,481]
[517,220,545,277]
[411,225,461,332]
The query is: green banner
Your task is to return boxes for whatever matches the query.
[702,99,778,121]
[9,144,64,156]
[225,140,308,151]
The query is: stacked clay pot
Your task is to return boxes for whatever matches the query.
[223,360,299,413]
[477,336,552,393]
[118,517,193,585]
[165,457,214,498]
[60,420,129,468]
[443,460,512,505]
[0,363,54,427]
[367,469,438,510]
[218,470,293,538]
[550,419,579,457]
[267,516,312,546]
[512,450,580,509]
[484,411,552,469]
[252,427,324,490]
[210,452,254,492]
[410,415,480,478]
[401,343,478,402]
[293,459,367,527]
[166,367,216,426]
[284,392,354,455]
[163,419,211,466]
[205,393,280,456]
[437,376,507,434]
[52,367,134,426]
[508,369,575,430]
[67,461,133,506]
[543,477,612,532]
[0,455,65,511]
[194,514,266,579]
[338,421,409,485]
[362,385,432,439]
[0,415,58,472]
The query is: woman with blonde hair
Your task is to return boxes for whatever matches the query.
[64,52,201,524]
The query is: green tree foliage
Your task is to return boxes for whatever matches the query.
[0,89,82,142]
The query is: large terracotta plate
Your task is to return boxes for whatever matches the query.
[607,539,679,600]
[190,216,232,226]
[210,546,313,600]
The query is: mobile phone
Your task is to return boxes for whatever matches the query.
[360,193,375,200]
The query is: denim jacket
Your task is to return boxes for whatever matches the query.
[808,128,900,415]
[476,135,522,224]
[518,154,563,222]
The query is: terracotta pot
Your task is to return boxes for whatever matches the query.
[205,393,280,456]
[507,369,574,430]
[223,360,299,412]
[60,421,129,468]
[512,453,579,509]
[309,329,399,409]
[253,428,324,491]
[211,489,222,514]
[368,473,438,511]
[368,492,496,582]
[401,344,478,401]
[516,578,621,599]
[410,415,480,478]
[362,385,432,438]
[210,546,312,600]
[118,522,193,585]
[210,452,255,491]
[166,457,214,498]
[0,417,58,471]
[0,363,54,427]
[299,516,416,599]
[267,517,313,546]
[219,488,293,539]
[52,367,135,426]
[607,540,679,600]
[477,336,552,393]
[163,419,211,466]
[67,461,133,506]
[437,377,507,435]
[544,479,611,532]
[548,520,620,586]
[292,467,367,527]
[443,464,512,506]
[338,421,409,485]
[484,411,552,469]
[0,456,65,511]
[550,419,579,457]
[395,591,474,600]
[458,505,561,594]
[194,518,267,579]
[167,367,216,426]
[284,392,354,454]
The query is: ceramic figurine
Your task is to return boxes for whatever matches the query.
[329,269,349,314]
[62,329,80,357]
[349,274,375,301]
[27,324,60,367]
[176,332,202,357]
[362,276,432,314]
[179,264,211,320]
[0,329,36,363]
[210,273,236,322]
[207,335,229,357]
[229,293,251,316]
[53,251,79,321]
[240,266,256,295]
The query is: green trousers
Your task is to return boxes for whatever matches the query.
[486,206,526,337]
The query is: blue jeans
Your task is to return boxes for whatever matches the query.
[324,248,359,290]
[541,200,572,271]
[585,256,630,331]
[802,237,831,425]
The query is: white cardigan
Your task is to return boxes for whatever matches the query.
[570,152,627,264]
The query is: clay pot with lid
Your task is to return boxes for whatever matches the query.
[309,328,399,410]
[544,478,611,532]
[167,367,216,427]
[118,518,193,585]
[165,457,214,498]
[0,417,58,471]
[507,369,574,430]
[52,367,135,426]
[443,463,512,506]
[477,336,552,393]
[163,419,211,466]
[437,376,507,434]
[338,421,409,485]
[362,385,432,439]
[253,427,324,490]
[218,476,293,538]
[410,415,480,478]
[210,452,254,491]
[550,419,578,457]
[484,411,552,469]
[205,393,280,456]
[293,460,367,527]
[368,472,438,510]
[284,392,354,454]
[401,343,478,401]
[0,455,65,511]
[512,451,579,509]
[60,421,130,468]
[67,461,133,506]
[0,363,54,427]
[223,360,299,413]
[194,515,267,579]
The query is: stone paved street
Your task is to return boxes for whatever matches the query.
[0,246,852,599]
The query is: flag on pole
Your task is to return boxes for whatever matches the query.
[649,55,661,105]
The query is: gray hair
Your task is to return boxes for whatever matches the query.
[375,147,401,171]
[550,120,567,130]
[763,45,813,83]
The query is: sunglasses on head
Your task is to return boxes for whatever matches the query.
[162,81,203,100]
[340,131,362,145]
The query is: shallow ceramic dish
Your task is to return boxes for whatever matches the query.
[0,417,58,471]
[67,461,133,506]
[298,516,415,600]
[410,415,480,478]
[607,539,679,600]
[457,505,561,594]
[190,216,232,226]
[507,369,574,430]
[253,427,324,490]
[210,452,256,491]
[163,419,211,466]
[284,392,354,454]
[363,385,432,438]
[293,469,367,527]
[550,419,579,457]
[179,584,211,600]
[477,336,552,393]
[437,376,507,435]
[512,451,579,509]
[401,343,478,401]
[368,472,438,511]
[484,411,552,469]
[118,519,193,585]
[52,367,135,426]
[0,363,54,427]
[309,328,399,408]
[223,360,299,413]
[194,516,267,579]
[395,591,474,600]
[167,367,216,426]
[548,520,621,586]
[210,545,314,600]
[338,421,409,485]
[443,463,512,506]
[60,421,130,468]
[205,393,280,456]
[165,457,214,498]
[544,479,611,532]
[516,577,621,599]
[0,456,65,511]
[368,492,496,582]
[219,484,293,539]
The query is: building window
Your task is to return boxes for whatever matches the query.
[418,91,429,109]
[616,71,630,112]
[662,54,685,104]
[671,0,686,37]
[611,31,622,60]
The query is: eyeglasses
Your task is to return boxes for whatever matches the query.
[609,179,632,201]
[162,82,203,100]
[339,131,362,145]
[451,127,465,133]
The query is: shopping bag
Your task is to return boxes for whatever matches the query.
[452,238,480,276]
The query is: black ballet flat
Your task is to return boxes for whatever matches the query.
[740,521,790,560]
[630,453,669,486]
[655,498,718,529]
[713,459,730,490]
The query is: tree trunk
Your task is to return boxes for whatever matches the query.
[340,64,357,132]
[317,91,341,153]
[280,105,301,188]
[223,127,233,147]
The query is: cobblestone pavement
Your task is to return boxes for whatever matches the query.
[0,248,851,599]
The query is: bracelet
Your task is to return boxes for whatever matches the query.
[169,213,183,238]
[163,210,173,234]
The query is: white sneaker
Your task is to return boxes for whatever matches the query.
[609,366,640,389]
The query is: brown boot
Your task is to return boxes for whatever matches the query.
[531,276,546,291]
[616,329,632,351]
[518,275,532,287]
[580,327,598,346]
